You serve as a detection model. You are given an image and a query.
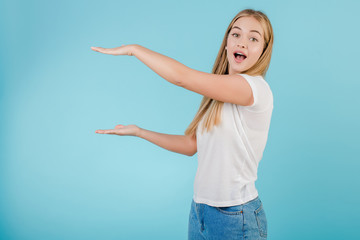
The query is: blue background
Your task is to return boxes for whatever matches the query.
[1,0,359,239]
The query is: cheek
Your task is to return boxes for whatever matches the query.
[250,46,264,60]
[226,41,233,58]
[227,37,236,47]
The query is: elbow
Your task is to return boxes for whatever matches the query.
[186,149,197,157]
[170,66,185,87]
[174,72,184,87]
[184,133,197,156]
[175,65,193,88]
[174,79,183,87]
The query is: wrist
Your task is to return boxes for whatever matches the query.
[136,126,143,138]
[129,44,140,56]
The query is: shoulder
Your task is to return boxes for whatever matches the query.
[238,74,270,89]
[236,73,273,111]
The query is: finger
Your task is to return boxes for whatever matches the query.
[91,47,107,53]
[115,124,124,129]
[95,129,114,134]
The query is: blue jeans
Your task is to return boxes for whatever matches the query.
[188,196,267,240]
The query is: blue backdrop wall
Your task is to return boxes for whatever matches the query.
[1,0,359,239]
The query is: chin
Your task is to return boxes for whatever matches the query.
[231,67,248,74]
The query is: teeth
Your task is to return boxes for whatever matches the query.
[235,52,245,56]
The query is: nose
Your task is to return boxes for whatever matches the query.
[237,37,247,48]
[237,42,246,48]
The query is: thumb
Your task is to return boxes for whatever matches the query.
[115,124,125,129]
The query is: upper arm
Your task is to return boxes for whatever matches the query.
[179,69,254,106]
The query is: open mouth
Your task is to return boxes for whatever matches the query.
[234,52,247,62]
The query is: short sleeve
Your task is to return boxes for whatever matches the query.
[238,73,273,112]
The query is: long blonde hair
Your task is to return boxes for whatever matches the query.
[184,9,274,137]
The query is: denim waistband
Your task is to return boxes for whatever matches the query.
[241,196,261,208]
[193,195,262,208]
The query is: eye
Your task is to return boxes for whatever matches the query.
[250,37,258,42]
[232,33,239,37]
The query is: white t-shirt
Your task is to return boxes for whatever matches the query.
[193,73,274,207]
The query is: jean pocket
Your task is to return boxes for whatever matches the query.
[254,203,267,238]
[215,205,243,215]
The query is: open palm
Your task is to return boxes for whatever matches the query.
[95,124,140,136]
[91,45,135,56]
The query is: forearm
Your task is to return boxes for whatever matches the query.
[132,44,191,86]
[137,128,196,156]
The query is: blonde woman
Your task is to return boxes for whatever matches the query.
[92,8,273,240]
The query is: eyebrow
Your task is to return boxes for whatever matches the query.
[231,26,262,37]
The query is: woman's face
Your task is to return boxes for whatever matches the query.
[226,16,265,75]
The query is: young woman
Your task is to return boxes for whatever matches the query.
[92,8,273,240]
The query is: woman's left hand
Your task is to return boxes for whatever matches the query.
[90,44,137,56]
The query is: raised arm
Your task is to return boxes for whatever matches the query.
[91,44,254,106]
[131,45,254,106]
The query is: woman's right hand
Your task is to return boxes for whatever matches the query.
[95,124,141,137]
